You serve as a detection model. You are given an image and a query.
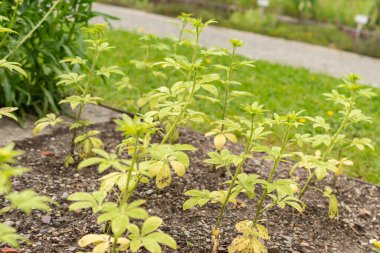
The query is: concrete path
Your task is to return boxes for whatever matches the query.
[0,105,121,145]
[93,3,380,87]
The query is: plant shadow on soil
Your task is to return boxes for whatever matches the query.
[2,121,379,253]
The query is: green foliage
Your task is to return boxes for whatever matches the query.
[33,23,125,165]
[0,223,24,248]
[0,0,98,116]
[293,74,375,218]
[70,112,183,252]
[127,216,177,252]
[98,29,380,184]
[0,27,54,245]
[20,9,375,253]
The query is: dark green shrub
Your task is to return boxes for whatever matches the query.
[0,0,97,117]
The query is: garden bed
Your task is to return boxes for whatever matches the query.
[3,120,379,253]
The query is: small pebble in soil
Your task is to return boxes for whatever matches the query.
[60,192,69,199]
[145,189,154,195]
[41,215,51,224]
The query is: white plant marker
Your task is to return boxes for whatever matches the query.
[354,14,368,39]
[258,0,270,18]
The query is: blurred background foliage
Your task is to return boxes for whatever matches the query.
[99,0,380,58]
[0,0,98,119]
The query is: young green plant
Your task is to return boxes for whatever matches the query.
[33,24,124,167]
[151,17,225,144]
[292,74,375,218]
[206,38,255,150]
[68,112,196,252]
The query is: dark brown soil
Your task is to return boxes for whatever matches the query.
[1,120,379,253]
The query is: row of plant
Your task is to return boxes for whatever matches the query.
[96,29,380,185]
[99,0,380,58]
[0,2,379,251]
[21,12,377,253]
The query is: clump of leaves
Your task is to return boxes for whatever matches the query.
[148,17,221,144]
[33,24,124,167]
[292,74,376,218]
[184,103,305,252]
[0,22,55,247]
[0,0,98,117]
[68,113,193,252]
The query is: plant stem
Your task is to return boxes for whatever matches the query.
[124,175,143,202]
[214,115,255,230]
[69,34,101,155]
[5,0,62,60]
[111,236,118,253]
[123,135,139,204]
[298,98,355,199]
[221,46,236,132]
[161,28,201,143]
[84,33,100,94]
[70,104,84,155]
[161,72,197,144]
[253,125,290,225]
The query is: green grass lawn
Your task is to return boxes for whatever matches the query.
[98,0,380,58]
[94,30,380,184]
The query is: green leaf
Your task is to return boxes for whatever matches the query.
[112,215,130,237]
[56,72,86,86]
[323,187,339,219]
[350,138,374,151]
[96,66,124,78]
[78,157,105,170]
[147,232,177,249]
[0,107,18,121]
[33,113,63,136]
[6,190,53,214]
[0,223,24,248]
[201,84,218,96]
[141,216,162,236]
[60,56,87,65]
[68,191,107,213]
[183,189,211,210]
[0,59,26,77]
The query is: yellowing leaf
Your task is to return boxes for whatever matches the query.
[155,164,171,189]
[228,221,269,253]
[78,234,129,253]
[323,187,339,219]
[214,134,226,150]
[79,234,109,247]
[169,160,185,176]
[225,133,238,143]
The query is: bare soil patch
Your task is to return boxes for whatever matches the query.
[2,120,379,253]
